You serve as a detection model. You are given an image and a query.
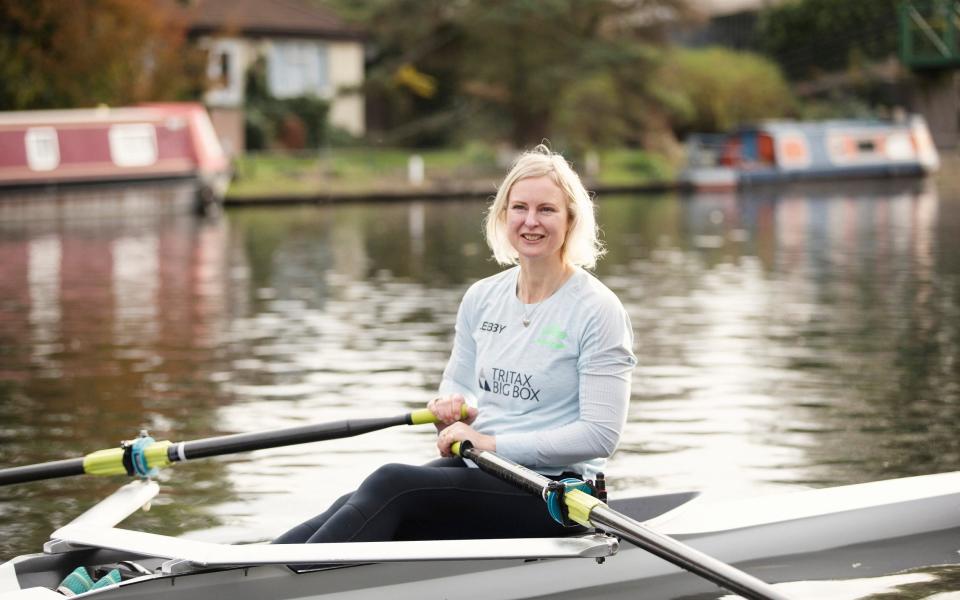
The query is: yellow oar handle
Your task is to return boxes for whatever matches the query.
[409,403,470,426]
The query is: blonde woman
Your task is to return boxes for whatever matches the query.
[276,145,635,544]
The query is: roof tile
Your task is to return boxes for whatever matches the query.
[176,0,363,39]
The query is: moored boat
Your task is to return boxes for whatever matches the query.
[681,115,940,191]
[0,103,230,215]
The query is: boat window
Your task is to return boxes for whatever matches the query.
[886,132,914,160]
[857,139,876,152]
[25,128,60,171]
[109,124,158,167]
[776,133,811,168]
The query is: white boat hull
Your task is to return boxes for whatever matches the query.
[3,471,960,599]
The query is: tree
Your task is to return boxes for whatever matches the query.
[0,0,204,110]
[657,47,795,135]
[317,0,698,150]
[756,0,900,80]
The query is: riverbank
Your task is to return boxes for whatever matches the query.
[223,147,960,207]
[224,147,678,206]
[224,179,680,206]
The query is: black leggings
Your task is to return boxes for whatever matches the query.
[273,458,583,543]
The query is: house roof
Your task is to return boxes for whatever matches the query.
[688,0,784,17]
[177,0,364,40]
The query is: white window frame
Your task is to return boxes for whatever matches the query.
[268,40,329,98]
[204,39,244,107]
[109,124,158,167]
[25,128,60,171]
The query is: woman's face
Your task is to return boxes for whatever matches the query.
[505,175,570,264]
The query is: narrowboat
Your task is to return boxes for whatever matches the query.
[681,115,940,191]
[0,103,230,215]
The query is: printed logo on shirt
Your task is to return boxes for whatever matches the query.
[480,321,507,334]
[478,368,491,392]
[487,367,540,401]
[534,324,567,350]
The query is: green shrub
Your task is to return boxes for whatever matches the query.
[243,57,330,150]
[657,47,795,134]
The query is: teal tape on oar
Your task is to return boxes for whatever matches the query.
[130,436,158,478]
[546,478,595,526]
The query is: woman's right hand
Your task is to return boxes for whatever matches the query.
[428,393,478,428]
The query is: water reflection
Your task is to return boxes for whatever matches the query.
[0,182,958,593]
[612,180,960,498]
[0,212,236,555]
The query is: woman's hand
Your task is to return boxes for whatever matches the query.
[427,394,478,427]
[436,422,495,457]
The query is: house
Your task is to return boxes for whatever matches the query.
[675,0,784,50]
[176,0,365,156]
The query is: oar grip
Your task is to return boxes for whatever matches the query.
[409,404,470,426]
[451,440,474,458]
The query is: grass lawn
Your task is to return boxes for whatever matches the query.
[227,146,677,199]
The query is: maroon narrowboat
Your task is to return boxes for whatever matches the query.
[0,103,230,215]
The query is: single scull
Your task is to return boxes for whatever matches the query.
[1,416,958,599]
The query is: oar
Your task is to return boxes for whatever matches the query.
[0,407,466,487]
[452,441,791,600]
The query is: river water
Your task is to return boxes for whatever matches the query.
[1,179,959,597]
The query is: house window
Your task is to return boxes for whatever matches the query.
[204,39,243,107]
[109,124,158,167]
[268,41,329,98]
[210,50,231,89]
[25,128,60,171]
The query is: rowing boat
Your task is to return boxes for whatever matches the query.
[1,415,958,599]
[2,470,959,599]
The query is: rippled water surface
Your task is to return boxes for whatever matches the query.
[1,180,959,597]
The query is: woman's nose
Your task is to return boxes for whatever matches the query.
[524,209,538,226]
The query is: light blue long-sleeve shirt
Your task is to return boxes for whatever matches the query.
[439,266,637,479]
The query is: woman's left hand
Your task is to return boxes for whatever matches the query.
[437,422,495,457]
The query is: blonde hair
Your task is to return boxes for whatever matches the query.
[484,144,604,269]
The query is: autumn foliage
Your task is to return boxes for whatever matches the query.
[0,0,205,110]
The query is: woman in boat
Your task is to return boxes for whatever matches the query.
[275,144,636,544]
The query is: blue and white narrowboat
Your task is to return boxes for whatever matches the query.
[681,115,940,191]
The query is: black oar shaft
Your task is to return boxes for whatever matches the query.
[0,457,85,486]
[0,414,417,486]
[459,446,548,495]
[589,505,790,600]
[171,415,410,461]
[457,444,789,600]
